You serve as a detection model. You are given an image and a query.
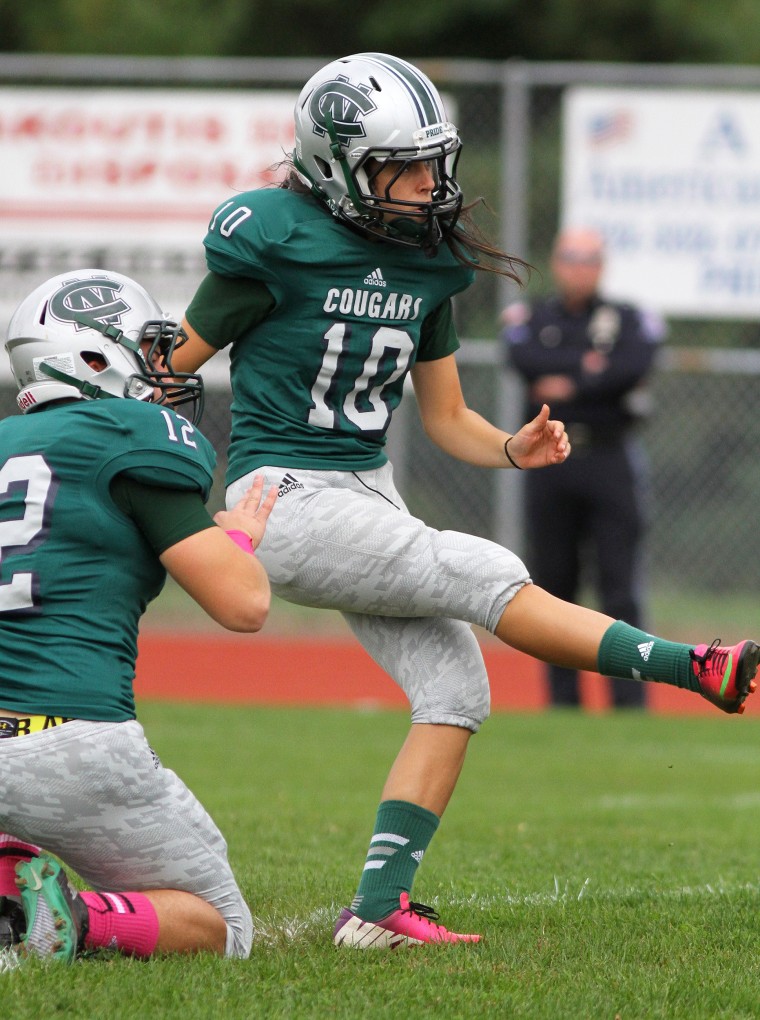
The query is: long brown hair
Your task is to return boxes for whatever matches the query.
[277,163,531,286]
[447,198,531,284]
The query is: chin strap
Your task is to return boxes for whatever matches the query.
[294,109,368,219]
[37,362,117,400]
[386,216,432,242]
[73,313,140,353]
[324,109,366,214]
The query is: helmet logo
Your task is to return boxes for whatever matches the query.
[308,75,377,143]
[48,278,130,330]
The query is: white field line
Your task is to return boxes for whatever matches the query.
[249,877,760,945]
[0,947,23,972]
[595,791,760,809]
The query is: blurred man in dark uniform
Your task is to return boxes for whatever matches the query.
[503,226,666,708]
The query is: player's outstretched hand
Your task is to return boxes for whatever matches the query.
[213,475,278,552]
[507,404,570,469]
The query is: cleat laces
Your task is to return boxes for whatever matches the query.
[689,638,724,679]
[399,895,450,934]
[404,900,440,923]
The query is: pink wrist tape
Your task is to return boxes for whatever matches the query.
[225,529,255,555]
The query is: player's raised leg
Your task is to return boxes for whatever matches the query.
[496,585,759,715]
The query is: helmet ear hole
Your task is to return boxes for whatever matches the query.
[81,350,107,372]
[313,156,333,181]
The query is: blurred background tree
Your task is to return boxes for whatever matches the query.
[1,0,759,63]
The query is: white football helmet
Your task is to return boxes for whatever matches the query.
[5,269,204,422]
[293,52,463,249]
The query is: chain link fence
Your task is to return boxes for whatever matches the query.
[1,56,759,610]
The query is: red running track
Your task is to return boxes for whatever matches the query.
[134,633,722,716]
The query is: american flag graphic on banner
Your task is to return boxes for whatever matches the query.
[586,109,632,146]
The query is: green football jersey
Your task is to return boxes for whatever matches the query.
[195,187,474,483]
[0,400,215,721]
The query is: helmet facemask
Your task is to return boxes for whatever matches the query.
[116,316,205,425]
[351,140,463,249]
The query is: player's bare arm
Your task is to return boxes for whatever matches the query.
[173,319,217,373]
[160,479,275,633]
[411,356,569,468]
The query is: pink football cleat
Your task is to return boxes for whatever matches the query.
[333,892,481,949]
[690,639,760,714]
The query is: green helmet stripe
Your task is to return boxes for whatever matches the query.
[360,52,443,126]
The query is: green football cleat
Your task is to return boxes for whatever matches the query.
[15,855,89,963]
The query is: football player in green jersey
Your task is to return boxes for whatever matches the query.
[0,269,276,963]
[172,53,760,948]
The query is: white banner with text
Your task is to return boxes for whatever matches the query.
[563,87,760,319]
[0,87,297,246]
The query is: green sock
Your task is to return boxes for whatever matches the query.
[598,621,698,692]
[350,800,439,922]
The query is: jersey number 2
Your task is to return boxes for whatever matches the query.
[0,454,54,614]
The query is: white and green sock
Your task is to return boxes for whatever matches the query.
[350,800,439,922]
[598,621,698,691]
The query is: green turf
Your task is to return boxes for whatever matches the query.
[4,704,760,1018]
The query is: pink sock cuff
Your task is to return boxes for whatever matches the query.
[0,835,41,854]
[81,890,160,958]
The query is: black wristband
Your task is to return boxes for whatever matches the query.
[504,437,523,469]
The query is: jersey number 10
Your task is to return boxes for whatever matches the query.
[308,323,414,436]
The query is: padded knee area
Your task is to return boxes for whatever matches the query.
[343,613,491,731]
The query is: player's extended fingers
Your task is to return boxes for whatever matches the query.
[546,419,567,443]
[236,476,275,515]
[552,430,570,461]
[239,474,265,507]
[255,485,278,521]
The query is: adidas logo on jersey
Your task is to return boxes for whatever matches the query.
[277,472,304,497]
[363,268,386,288]
[411,850,425,863]
[638,641,655,662]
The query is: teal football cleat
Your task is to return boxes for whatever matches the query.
[15,855,89,962]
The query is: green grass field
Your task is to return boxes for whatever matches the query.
[4,703,760,1018]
